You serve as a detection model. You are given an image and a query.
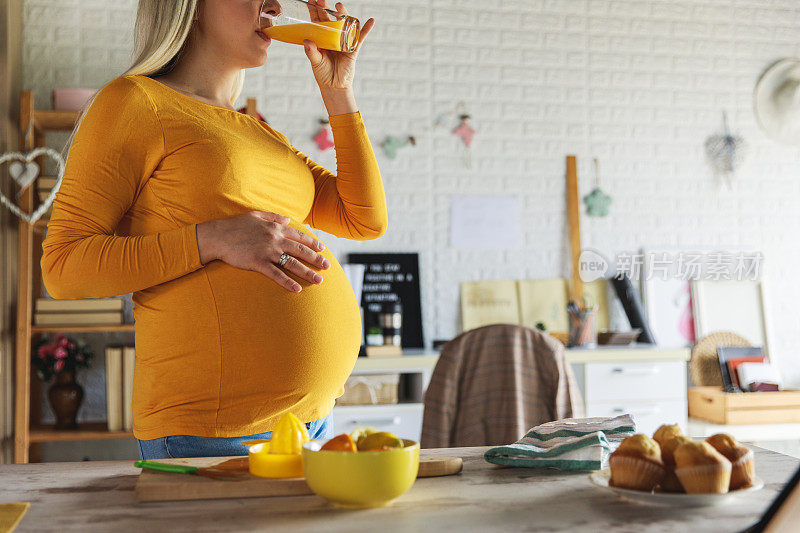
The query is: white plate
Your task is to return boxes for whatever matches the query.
[589,468,764,507]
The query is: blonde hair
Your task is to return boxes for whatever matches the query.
[60,0,246,161]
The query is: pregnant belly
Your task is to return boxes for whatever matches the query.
[206,239,362,411]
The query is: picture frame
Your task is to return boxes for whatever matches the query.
[641,246,760,349]
[691,279,773,360]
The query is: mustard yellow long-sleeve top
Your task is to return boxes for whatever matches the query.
[40,75,388,440]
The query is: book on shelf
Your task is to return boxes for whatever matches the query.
[34,311,123,326]
[459,279,521,332]
[105,346,123,432]
[517,278,570,333]
[122,346,135,432]
[460,278,611,334]
[35,296,124,313]
[106,345,136,432]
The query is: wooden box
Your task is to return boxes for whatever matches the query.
[335,373,399,406]
[689,386,800,425]
[365,344,403,358]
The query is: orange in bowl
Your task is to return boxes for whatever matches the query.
[320,433,357,452]
[302,438,420,508]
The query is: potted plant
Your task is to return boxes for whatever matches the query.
[32,334,93,429]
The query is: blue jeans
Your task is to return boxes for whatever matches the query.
[136,412,334,460]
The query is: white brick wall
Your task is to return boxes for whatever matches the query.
[22,0,800,388]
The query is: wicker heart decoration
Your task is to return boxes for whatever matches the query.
[0,147,65,224]
[9,160,39,193]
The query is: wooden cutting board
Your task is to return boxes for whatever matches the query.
[135,455,462,502]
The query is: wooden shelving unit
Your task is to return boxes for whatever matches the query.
[30,324,136,334]
[29,423,133,443]
[13,91,136,463]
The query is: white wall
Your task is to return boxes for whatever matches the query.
[22,0,800,407]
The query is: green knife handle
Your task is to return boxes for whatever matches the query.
[134,460,199,474]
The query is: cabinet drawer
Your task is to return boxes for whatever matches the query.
[586,399,688,436]
[585,360,686,404]
[332,404,423,443]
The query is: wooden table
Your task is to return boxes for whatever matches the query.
[2,446,797,532]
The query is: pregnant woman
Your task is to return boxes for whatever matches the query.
[40,0,386,460]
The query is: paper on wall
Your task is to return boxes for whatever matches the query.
[450,195,521,248]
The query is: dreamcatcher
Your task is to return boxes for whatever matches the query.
[704,111,747,190]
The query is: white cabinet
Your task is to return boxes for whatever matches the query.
[586,399,687,436]
[585,361,687,403]
[332,404,424,443]
[582,359,688,436]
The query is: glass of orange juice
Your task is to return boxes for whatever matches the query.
[259,0,361,53]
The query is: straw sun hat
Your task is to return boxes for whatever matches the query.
[690,331,751,387]
[754,58,800,146]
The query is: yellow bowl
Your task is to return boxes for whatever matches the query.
[301,438,420,508]
[241,439,304,478]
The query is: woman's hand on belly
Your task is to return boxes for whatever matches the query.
[196,210,330,293]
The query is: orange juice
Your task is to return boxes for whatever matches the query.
[264,20,355,52]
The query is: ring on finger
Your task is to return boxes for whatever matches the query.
[278,252,290,267]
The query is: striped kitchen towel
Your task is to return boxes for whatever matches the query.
[483,414,636,471]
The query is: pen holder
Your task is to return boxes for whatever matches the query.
[568,309,597,348]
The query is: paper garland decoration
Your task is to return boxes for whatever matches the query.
[452,115,476,147]
[313,118,335,151]
[379,101,477,167]
[380,136,416,159]
[452,113,475,169]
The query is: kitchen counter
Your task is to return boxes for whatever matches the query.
[1,446,796,531]
[361,345,690,371]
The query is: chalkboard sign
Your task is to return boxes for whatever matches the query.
[347,253,424,349]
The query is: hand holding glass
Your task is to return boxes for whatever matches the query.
[259,0,361,52]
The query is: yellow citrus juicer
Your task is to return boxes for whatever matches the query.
[241,412,310,478]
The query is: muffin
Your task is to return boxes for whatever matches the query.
[609,434,665,491]
[674,441,732,494]
[659,435,693,493]
[705,433,755,490]
[653,424,684,448]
